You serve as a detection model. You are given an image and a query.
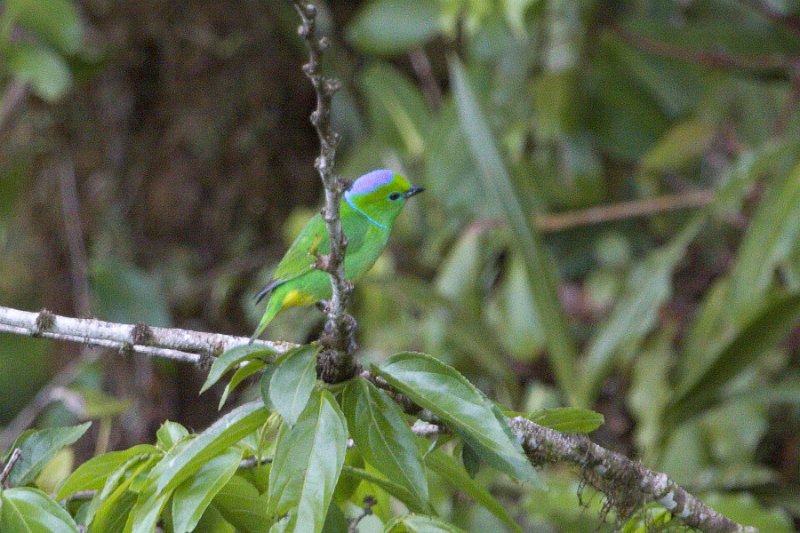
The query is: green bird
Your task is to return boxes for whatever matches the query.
[252,169,424,340]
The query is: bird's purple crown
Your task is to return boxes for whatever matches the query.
[348,169,394,196]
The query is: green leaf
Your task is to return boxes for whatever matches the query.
[172,446,244,533]
[201,345,275,394]
[5,422,90,487]
[527,407,604,434]
[425,449,522,533]
[156,421,190,450]
[0,489,32,533]
[339,465,423,513]
[125,483,172,533]
[667,292,800,426]
[449,56,579,403]
[88,454,160,531]
[5,43,72,102]
[373,352,541,487]
[348,0,441,54]
[385,514,469,533]
[342,380,429,511]
[268,391,347,533]
[56,444,159,499]
[5,0,83,54]
[212,475,271,533]
[146,401,267,494]
[218,360,267,410]
[194,504,236,533]
[1,487,79,532]
[269,344,320,426]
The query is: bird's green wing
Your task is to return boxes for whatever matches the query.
[272,214,327,282]
[256,211,370,302]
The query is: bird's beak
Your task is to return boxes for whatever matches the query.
[404,186,425,198]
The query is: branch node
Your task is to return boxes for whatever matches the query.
[198,351,215,370]
[34,309,56,336]
[119,342,135,357]
[131,322,155,346]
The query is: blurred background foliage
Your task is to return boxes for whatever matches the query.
[2,0,800,530]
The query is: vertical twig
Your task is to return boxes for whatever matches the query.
[0,80,28,133]
[291,1,357,382]
[56,158,92,317]
[0,448,22,488]
[409,48,442,110]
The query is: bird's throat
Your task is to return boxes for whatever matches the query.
[344,193,388,230]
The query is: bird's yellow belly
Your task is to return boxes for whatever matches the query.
[281,288,317,308]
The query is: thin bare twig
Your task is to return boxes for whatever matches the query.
[291,1,357,383]
[0,80,28,133]
[535,190,714,233]
[55,159,92,317]
[0,448,22,488]
[409,48,442,110]
[613,24,791,72]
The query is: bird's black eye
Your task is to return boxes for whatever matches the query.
[388,192,401,201]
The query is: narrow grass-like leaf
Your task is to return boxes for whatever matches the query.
[172,446,244,533]
[449,56,579,403]
[527,407,604,434]
[579,218,702,404]
[373,352,541,487]
[728,161,800,324]
[425,449,522,532]
[269,344,320,426]
[6,422,91,486]
[201,345,274,394]
[268,391,347,533]
[343,380,429,511]
[2,487,79,532]
[667,293,800,427]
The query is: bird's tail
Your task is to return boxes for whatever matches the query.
[250,304,278,343]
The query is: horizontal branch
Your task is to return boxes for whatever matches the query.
[535,190,714,233]
[0,306,293,365]
[0,304,753,532]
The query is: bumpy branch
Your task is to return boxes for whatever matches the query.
[0,306,292,365]
[509,417,756,533]
[291,1,357,383]
[0,304,754,532]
